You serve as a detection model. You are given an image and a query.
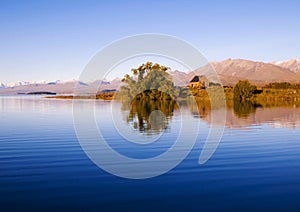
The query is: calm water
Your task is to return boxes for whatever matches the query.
[1,95,300,211]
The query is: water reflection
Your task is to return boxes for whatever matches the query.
[187,99,211,119]
[0,95,73,113]
[233,100,262,118]
[121,91,178,134]
[188,99,300,129]
[121,93,300,133]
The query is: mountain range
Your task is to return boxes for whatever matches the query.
[0,79,122,94]
[1,58,299,94]
[271,59,300,74]
[170,58,300,86]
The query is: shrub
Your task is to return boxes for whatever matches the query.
[233,80,257,100]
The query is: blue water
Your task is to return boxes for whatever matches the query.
[1,95,300,211]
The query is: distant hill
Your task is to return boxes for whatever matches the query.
[0,79,122,94]
[1,58,300,94]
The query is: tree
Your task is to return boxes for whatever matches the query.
[233,80,257,100]
[120,62,178,134]
[120,62,174,100]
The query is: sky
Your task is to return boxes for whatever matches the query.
[0,0,300,84]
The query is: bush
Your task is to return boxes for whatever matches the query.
[233,80,257,100]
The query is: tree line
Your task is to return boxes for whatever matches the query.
[263,82,300,89]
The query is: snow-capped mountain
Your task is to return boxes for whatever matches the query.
[0,79,121,94]
[0,82,7,88]
[11,81,31,87]
[271,59,300,74]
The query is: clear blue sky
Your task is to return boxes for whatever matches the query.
[0,0,300,83]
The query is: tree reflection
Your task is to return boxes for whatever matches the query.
[233,100,261,118]
[187,98,263,121]
[122,90,178,134]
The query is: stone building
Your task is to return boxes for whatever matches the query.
[189,75,209,89]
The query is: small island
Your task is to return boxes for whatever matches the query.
[19,91,57,95]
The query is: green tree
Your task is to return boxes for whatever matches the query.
[233,80,257,100]
[120,62,174,100]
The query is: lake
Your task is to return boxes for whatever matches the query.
[1,95,300,211]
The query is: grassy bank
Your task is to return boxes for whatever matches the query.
[46,91,115,100]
